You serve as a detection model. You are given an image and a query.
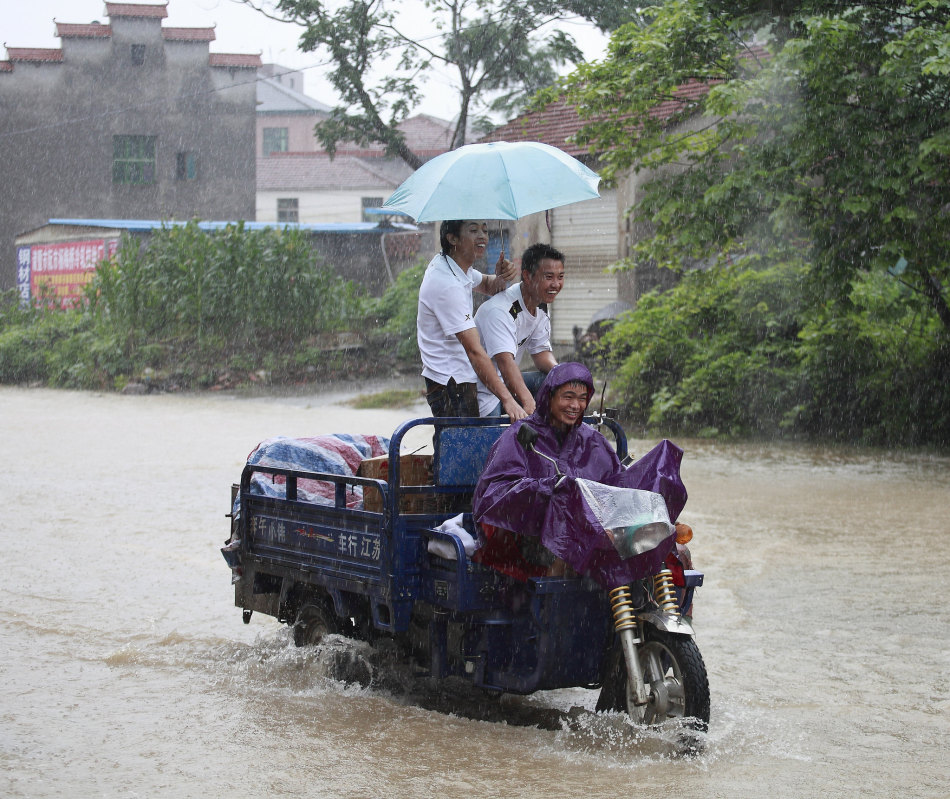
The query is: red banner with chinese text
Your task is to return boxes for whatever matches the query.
[26,239,119,308]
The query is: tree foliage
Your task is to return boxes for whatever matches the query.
[596,261,949,447]
[553,0,950,337]
[367,257,425,361]
[247,0,629,164]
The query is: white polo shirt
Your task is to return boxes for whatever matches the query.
[473,282,552,415]
[417,252,485,385]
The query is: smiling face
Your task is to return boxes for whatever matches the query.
[549,381,590,431]
[446,220,489,269]
[521,257,564,310]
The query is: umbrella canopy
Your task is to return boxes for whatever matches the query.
[380,141,601,222]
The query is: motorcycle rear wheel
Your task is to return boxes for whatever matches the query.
[293,601,338,647]
[597,627,710,730]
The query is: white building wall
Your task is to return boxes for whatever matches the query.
[256,189,387,223]
[548,188,620,345]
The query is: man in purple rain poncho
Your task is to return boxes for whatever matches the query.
[472,362,688,588]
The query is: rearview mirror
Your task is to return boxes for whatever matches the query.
[516,424,538,450]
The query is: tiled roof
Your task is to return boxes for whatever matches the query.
[209,53,262,68]
[480,48,769,155]
[257,153,413,191]
[397,114,456,151]
[56,22,111,38]
[481,84,714,154]
[256,76,332,114]
[0,61,12,72]
[479,100,591,155]
[104,3,168,18]
[4,48,64,63]
[163,27,216,42]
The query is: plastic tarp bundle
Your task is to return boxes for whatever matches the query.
[238,434,389,510]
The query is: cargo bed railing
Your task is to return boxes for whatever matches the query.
[384,415,628,521]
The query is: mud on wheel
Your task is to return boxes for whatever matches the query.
[597,627,710,731]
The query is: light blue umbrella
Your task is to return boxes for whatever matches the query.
[380,141,601,222]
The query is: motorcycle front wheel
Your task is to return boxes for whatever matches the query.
[596,627,710,730]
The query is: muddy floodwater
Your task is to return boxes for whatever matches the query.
[1,385,948,798]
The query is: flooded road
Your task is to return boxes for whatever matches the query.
[2,385,948,798]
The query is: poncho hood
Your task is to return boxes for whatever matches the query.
[531,361,595,429]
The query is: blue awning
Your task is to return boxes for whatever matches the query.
[47,218,418,234]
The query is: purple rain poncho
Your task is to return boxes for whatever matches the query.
[472,362,687,588]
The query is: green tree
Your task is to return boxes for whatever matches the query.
[553,0,950,338]
[243,0,629,165]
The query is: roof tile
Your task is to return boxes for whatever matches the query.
[209,53,262,68]
[480,48,770,155]
[56,22,112,38]
[5,48,65,63]
[104,3,169,19]
[163,27,216,42]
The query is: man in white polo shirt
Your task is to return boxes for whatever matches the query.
[474,243,565,416]
[417,220,526,419]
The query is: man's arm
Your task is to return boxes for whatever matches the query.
[475,252,520,296]
[494,351,537,415]
[456,328,528,420]
[530,350,557,373]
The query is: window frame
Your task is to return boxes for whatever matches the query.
[277,197,299,223]
[262,127,289,156]
[176,151,199,181]
[113,135,156,185]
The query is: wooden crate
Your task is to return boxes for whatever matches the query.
[358,454,432,512]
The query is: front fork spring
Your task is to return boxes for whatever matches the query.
[609,584,648,706]
[653,568,680,615]
[609,585,641,637]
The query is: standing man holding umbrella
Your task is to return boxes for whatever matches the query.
[417,220,528,419]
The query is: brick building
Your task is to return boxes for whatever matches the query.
[0,2,261,293]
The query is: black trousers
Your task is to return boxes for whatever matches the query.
[423,377,480,417]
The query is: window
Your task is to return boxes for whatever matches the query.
[113,135,156,185]
[176,152,198,181]
[262,127,289,156]
[131,44,145,65]
[361,196,383,221]
[277,198,299,223]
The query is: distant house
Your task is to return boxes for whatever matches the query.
[479,101,625,345]
[257,152,413,224]
[0,1,261,296]
[256,66,333,158]
[255,69,456,229]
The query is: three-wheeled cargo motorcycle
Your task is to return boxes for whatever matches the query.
[222,415,710,730]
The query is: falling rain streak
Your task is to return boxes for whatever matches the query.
[1,385,948,798]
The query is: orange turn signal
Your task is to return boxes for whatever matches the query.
[675,522,693,545]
